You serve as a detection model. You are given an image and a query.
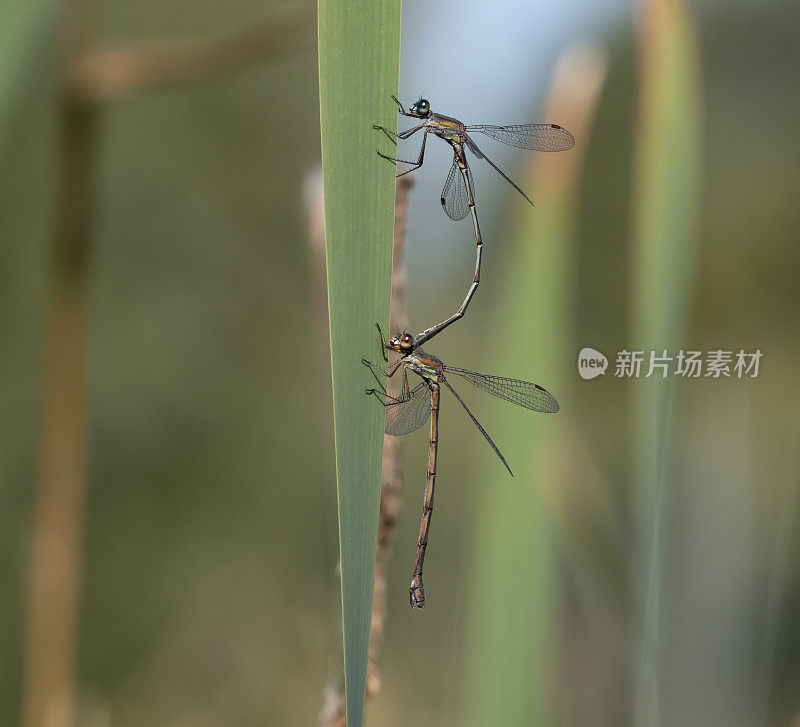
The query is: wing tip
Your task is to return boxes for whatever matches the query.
[534,383,559,412]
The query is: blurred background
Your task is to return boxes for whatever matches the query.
[1,0,799,725]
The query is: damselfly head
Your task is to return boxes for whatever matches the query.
[387,332,415,352]
[409,98,431,118]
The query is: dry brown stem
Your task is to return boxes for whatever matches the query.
[70,5,315,104]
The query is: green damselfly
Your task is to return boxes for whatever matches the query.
[374,97,575,347]
[363,325,558,608]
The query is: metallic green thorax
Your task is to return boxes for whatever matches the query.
[428,113,465,143]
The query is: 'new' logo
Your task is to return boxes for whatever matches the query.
[578,347,608,380]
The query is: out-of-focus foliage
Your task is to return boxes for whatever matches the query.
[630,2,702,724]
[0,1,55,131]
[458,46,607,727]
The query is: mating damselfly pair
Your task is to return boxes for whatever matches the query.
[365,97,574,608]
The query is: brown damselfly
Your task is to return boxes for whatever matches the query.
[374,97,575,347]
[363,325,558,608]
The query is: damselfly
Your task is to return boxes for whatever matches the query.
[374,97,575,347]
[363,325,558,608]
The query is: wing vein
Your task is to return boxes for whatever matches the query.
[445,367,559,413]
[465,123,575,151]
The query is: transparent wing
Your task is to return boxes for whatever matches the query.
[440,157,474,221]
[444,367,559,413]
[465,123,575,151]
[442,380,512,476]
[384,382,432,436]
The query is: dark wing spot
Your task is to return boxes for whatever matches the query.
[550,124,561,129]
[535,384,546,391]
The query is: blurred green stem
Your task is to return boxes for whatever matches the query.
[631,0,701,724]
